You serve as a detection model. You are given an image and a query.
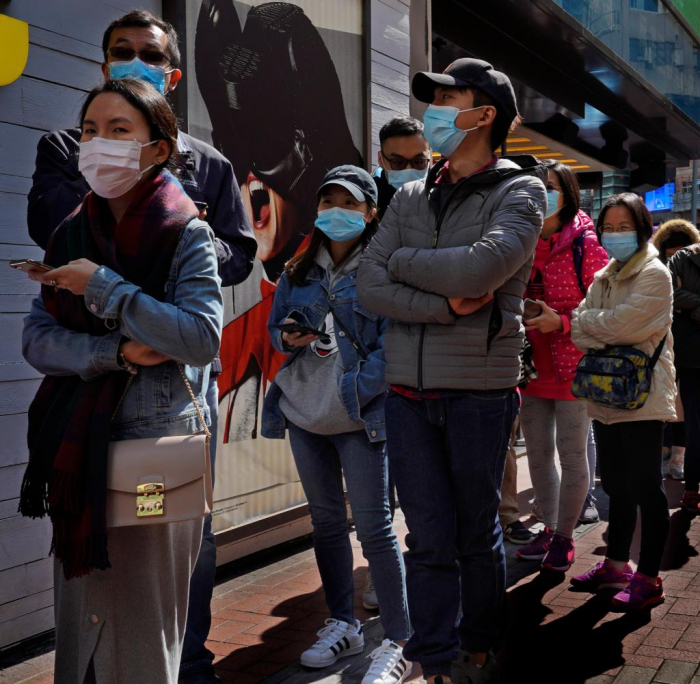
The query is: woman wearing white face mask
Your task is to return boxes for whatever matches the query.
[514,162,608,573]
[261,166,412,684]
[20,78,222,683]
[570,193,675,612]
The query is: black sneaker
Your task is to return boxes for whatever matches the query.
[502,520,535,545]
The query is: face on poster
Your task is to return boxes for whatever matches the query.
[187,0,364,531]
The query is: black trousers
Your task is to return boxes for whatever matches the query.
[679,367,700,492]
[594,419,669,578]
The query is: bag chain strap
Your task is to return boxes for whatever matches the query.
[112,364,212,441]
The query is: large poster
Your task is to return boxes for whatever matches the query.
[185,0,365,533]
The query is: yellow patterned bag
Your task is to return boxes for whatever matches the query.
[571,336,666,410]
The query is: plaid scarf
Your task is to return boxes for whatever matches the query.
[19,170,198,579]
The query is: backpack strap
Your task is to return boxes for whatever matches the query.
[649,334,667,370]
[572,231,586,294]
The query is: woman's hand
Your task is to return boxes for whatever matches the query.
[28,259,99,296]
[280,317,321,348]
[448,293,493,316]
[525,300,564,334]
[121,340,170,366]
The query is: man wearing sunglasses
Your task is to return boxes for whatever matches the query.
[26,9,256,684]
[375,116,431,220]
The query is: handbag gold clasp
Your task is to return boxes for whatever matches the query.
[136,483,164,517]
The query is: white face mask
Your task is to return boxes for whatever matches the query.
[78,137,158,198]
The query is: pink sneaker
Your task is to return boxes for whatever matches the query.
[569,559,633,592]
[541,534,575,572]
[516,527,554,561]
[611,573,664,612]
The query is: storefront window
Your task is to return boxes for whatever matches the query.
[555,0,700,122]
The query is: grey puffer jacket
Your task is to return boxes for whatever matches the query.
[357,155,547,390]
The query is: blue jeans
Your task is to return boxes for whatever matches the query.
[384,389,514,677]
[180,378,218,681]
[287,422,411,642]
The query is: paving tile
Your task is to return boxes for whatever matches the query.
[676,640,700,655]
[245,660,290,676]
[584,677,615,684]
[223,632,290,649]
[670,599,700,616]
[683,626,700,643]
[208,619,253,642]
[622,654,663,670]
[643,628,682,649]
[612,665,656,684]
[653,659,698,684]
[636,645,700,664]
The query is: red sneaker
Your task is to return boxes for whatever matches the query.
[570,559,633,592]
[516,527,554,561]
[541,534,575,572]
[611,573,664,612]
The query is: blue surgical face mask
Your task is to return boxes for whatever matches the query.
[545,190,561,219]
[601,232,639,262]
[385,167,429,190]
[109,58,169,94]
[422,105,484,157]
[314,207,367,241]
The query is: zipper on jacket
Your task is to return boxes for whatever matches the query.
[417,180,469,391]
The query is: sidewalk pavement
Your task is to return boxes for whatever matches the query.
[3,455,700,684]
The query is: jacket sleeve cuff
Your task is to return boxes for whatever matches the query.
[84,266,123,319]
[560,314,571,335]
[91,330,123,376]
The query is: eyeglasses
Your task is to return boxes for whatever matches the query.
[546,184,562,192]
[381,152,431,171]
[106,46,171,66]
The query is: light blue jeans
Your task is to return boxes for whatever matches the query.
[287,422,411,642]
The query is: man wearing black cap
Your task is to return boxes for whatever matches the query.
[358,58,547,683]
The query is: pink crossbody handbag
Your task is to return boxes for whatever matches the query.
[106,364,213,527]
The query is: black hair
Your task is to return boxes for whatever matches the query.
[103,9,181,68]
[285,199,379,286]
[79,78,179,172]
[596,192,654,250]
[379,116,425,146]
[457,86,521,152]
[545,161,580,226]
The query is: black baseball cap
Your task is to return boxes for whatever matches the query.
[412,58,517,124]
[317,165,378,205]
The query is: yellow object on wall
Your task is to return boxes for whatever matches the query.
[0,14,29,86]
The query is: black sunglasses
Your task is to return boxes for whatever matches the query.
[381,152,430,171]
[106,46,171,67]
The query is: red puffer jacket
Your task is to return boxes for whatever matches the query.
[527,211,609,386]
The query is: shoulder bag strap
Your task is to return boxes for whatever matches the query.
[649,334,668,371]
[331,311,369,360]
[112,363,211,441]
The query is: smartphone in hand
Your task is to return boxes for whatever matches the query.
[10,259,54,273]
[274,322,330,343]
[523,298,543,321]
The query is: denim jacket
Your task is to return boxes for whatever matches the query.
[262,262,388,443]
[22,218,223,442]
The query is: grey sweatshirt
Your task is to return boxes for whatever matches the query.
[276,245,364,435]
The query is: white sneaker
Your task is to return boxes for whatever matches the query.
[670,449,685,480]
[362,640,412,684]
[300,618,365,668]
[363,570,379,610]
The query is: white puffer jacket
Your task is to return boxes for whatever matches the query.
[571,243,676,425]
